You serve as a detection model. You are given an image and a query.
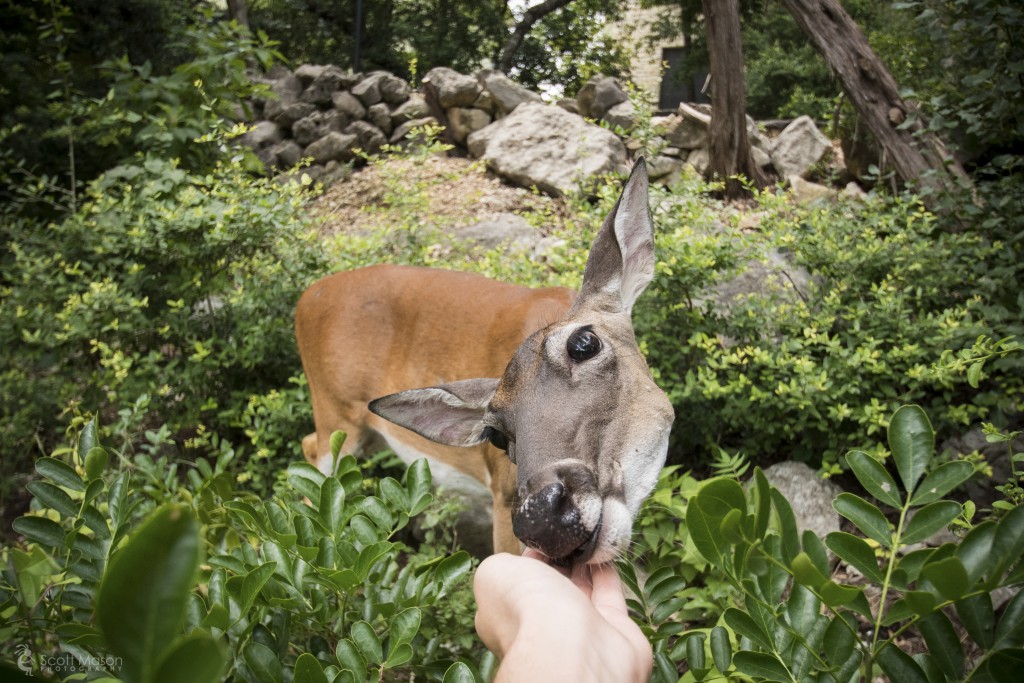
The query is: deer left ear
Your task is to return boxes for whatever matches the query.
[368,378,500,447]
[578,158,655,316]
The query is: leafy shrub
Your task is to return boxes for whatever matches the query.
[0,155,327,490]
[0,420,481,682]
[627,404,1023,682]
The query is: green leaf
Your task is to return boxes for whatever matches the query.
[154,633,225,683]
[243,641,283,683]
[78,416,100,459]
[909,461,974,506]
[732,651,791,682]
[84,446,109,481]
[724,607,772,650]
[992,504,1024,578]
[833,493,892,547]
[889,405,934,496]
[335,639,366,674]
[902,501,961,545]
[846,450,902,507]
[26,481,78,518]
[977,649,1024,682]
[350,621,382,665]
[441,662,475,683]
[994,589,1024,650]
[405,458,432,503]
[823,613,857,665]
[967,361,982,388]
[752,468,772,540]
[792,552,828,589]
[770,488,801,563]
[709,626,731,673]
[686,632,706,671]
[955,593,995,649]
[319,477,345,535]
[96,505,199,683]
[385,643,413,667]
[920,556,968,600]
[241,562,277,614]
[819,581,862,608]
[905,590,939,616]
[292,653,328,683]
[389,608,421,647]
[876,641,929,683]
[35,457,84,491]
[827,531,884,583]
[917,611,964,680]
[329,431,347,458]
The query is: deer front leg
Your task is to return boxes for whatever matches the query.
[491,491,521,555]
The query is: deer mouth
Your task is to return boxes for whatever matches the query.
[545,514,603,569]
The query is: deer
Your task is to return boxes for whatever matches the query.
[295,159,673,566]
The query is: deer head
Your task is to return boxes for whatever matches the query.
[369,160,673,566]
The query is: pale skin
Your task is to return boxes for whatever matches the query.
[473,549,652,683]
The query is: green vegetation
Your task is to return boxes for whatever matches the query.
[2,3,1022,682]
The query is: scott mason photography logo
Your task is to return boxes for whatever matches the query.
[15,643,123,677]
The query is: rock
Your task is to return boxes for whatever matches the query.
[576,76,628,119]
[390,93,430,126]
[366,103,393,135]
[423,67,481,108]
[242,121,282,149]
[603,100,636,131]
[379,73,411,105]
[454,213,540,252]
[771,115,831,179]
[294,64,327,86]
[345,120,387,155]
[301,65,349,105]
[789,176,837,204]
[331,91,367,120]
[760,461,843,541]
[648,155,685,180]
[271,101,317,129]
[351,71,392,107]
[476,70,542,115]
[841,181,868,201]
[467,102,626,196]
[390,116,439,144]
[293,110,348,146]
[305,131,358,164]
[446,107,492,145]
[687,147,710,176]
[699,244,814,314]
[655,113,707,150]
[556,98,580,115]
[268,139,303,169]
[261,73,304,121]
[472,89,495,114]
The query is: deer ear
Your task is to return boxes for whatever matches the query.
[578,158,655,315]
[368,378,500,447]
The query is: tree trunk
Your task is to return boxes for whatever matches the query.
[779,0,970,201]
[226,0,250,31]
[497,0,576,74]
[702,0,769,197]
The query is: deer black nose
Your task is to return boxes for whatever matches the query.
[512,481,592,560]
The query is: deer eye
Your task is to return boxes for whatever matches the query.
[482,426,509,451]
[567,328,602,362]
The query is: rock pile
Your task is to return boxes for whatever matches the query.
[243,66,840,197]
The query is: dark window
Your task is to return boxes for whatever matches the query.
[658,47,710,111]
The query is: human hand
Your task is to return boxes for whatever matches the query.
[473,549,652,683]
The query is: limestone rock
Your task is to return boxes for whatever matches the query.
[331,91,367,121]
[576,76,628,119]
[760,461,843,541]
[293,111,348,146]
[390,93,430,126]
[476,70,542,115]
[771,116,831,179]
[345,120,387,155]
[301,65,349,105]
[446,107,492,145]
[423,67,480,108]
[467,102,626,196]
[305,131,358,164]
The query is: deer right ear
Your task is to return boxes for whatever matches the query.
[368,378,500,447]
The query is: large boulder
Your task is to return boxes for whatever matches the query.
[467,102,626,196]
[771,116,832,179]
[576,76,629,119]
[390,93,430,126]
[476,70,542,115]
[293,110,348,146]
[423,67,481,108]
[331,91,367,121]
[345,120,387,155]
[301,65,350,105]
[304,131,357,164]
[446,107,492,145]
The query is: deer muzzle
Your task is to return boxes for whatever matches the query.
[511,464,603,565]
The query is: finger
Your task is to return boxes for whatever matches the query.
[588,562,629,618]
[569,561,593,597]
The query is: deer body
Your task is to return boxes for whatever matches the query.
[299,160,673,567]
[295,264,575,553]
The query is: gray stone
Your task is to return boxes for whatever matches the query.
[305,131,358,164]
[454,213,540,252]
[351,71,390,107]
[424,67,481,108]
[655,113,708,150]
[556,98,581,115]
[389,116,439,144]
[345,120,387,155]
[301,65,349,105]
[446,107,492,145]
[476,69,542,115]
[390,93,430,126]
[292,110,348,146]
[331,91,367,120]
[648,155,685,180]
[467,102,626,196]
[379,73,411,105]
[687,147,710,176]
[771,115,832,179]
[294,64,327,86]
[242,121,282,149]
[366,103,393,135]
[789,176,838,204]
[271,101,317,129]
[576,76,628,119]
[603,100,636,131]
[761,461,843,541]
[268,139,304,169]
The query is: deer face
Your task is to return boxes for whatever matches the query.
[369,160,673,566]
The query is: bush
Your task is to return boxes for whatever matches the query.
[0,420,483,682]
[0,155,327,490]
